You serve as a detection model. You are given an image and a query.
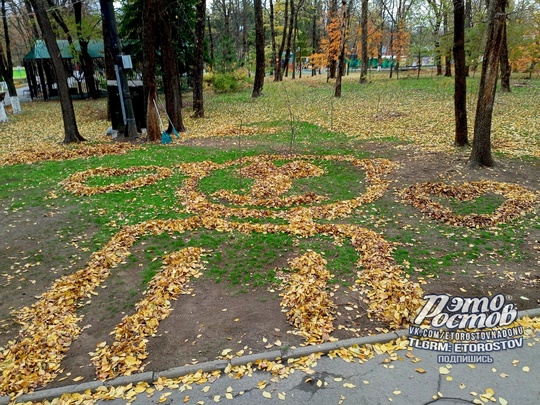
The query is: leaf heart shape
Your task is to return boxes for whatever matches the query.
[398,181,537,228]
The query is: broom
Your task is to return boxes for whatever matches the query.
[158,96,180,140]
[153,98,172,144]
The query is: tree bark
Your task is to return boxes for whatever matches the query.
[359,0,368,83]
[252,0,265,97]
[274,0,289,81]
[282,0,295,79]
[499,0,511,92]
[100,0,138,138]
[73,0,100,99]
[328,0,338,79]
[193,0,206,116]
[453,0,468,146]
[1,0,21,114]
[159,0,185,133]
[29,0,85,143]
[469,0,506,168]
[334,0,347,97]
[142,0,160,141]
[269,0,277,76]
[206,16,214,70]
[444,12,452,77]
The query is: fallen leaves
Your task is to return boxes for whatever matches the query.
[91,248,204,380]
[280,251,336,344]
[0,142,138,166]
[62,165,174,196]
[399,181,538,228]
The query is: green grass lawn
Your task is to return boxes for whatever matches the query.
[0,74,539,292]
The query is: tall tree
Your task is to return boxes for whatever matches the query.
[72,0,100,99]
[158,0,186,133]
[443,10,452,76]
[193,0,206,116]
[469,0,506,167]
[426,0,444,76]
[0,0,21,114]
[142,0,160,141]
[29,0,85,143]
[499,0,511,92]
[252,0,265,97]
[334,0,348,97]
[453,0,468,146]
[359,0,368,83]
[327,0,339,79]
[275,0,289,81]
[269,0,277,76]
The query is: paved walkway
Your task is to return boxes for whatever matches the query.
[94,334,539,405]
[5,309,538,405]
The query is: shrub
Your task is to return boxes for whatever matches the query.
[212,72,240,93]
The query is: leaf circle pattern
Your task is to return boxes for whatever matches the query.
[398,181,538,227]
[176,154,396,220]
[62,166,174,196]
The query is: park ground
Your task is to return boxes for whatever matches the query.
[0,72,539,397]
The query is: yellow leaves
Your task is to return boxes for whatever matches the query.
[62,166,174,196]
[280,251,336,344]
[92,247,204,380]
[0,153,424,396]
[176,154,395,222]
[398,181,538,228]
[0,141,137,167]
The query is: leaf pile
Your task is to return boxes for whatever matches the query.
[91,247,204,381]
[212,160,327,207]
[62,165,174,196]
[0,142,137,167]
[280,251,336,344]
[399,181,538,227]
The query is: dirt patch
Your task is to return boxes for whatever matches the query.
[1,141,539,393]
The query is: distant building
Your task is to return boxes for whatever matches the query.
[23,39,105,100]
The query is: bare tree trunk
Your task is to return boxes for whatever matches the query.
[1,0,21,114]
[269,0,277,76]
[73,0,99,99]
[275,0,289,81]
[359,0,368,83]
[206,16,214,70]
[334,0,347,97]
[283,0,296,79]
[465,0,473,76]
[444,12,452,77]
[159,0,185,133]
[193,0,206,116]
[328,0,338,79]
[469,0,506,168]
[453,0,468,146]
[143,0,160,141]
[29,0,85,143]
[499,0,511,92]
[252,0,265,97]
